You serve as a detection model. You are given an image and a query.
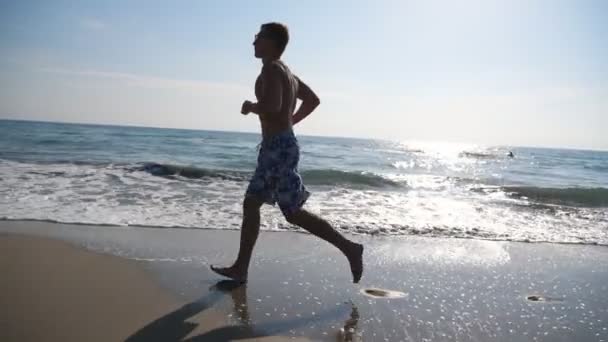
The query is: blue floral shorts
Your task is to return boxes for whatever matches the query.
[246,130,310,216]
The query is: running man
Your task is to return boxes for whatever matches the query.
[211,23,364,283]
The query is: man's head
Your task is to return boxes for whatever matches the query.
[253,22,289,59]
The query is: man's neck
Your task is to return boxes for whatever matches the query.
[262,56,280,65]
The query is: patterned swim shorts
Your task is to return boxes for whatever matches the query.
[246,129,310,216]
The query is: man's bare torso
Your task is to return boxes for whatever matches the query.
[255,60,298,139]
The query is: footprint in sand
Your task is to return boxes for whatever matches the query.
[360,288,407,299]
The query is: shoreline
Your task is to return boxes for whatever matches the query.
[2,218,607,248]
[2,220,608,341]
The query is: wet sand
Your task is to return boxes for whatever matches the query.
[2,220,608,341]
[1,234,181,341]
[0,233,309,342]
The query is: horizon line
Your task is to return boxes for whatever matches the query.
[1,117,606,152]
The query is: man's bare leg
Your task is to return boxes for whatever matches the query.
[286,209,364,283]
[211,196,264,282]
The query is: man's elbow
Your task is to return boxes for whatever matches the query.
[309,95,320,109]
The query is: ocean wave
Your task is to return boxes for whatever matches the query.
[0,159,405,189]
[0,158,117,166]
[35,139,66,145]
[459,151,514,159]
[503,186,608,208]
[584,164,608,172]
[301,169,403,188]
[137,163,404,188]
[135,163,248,181]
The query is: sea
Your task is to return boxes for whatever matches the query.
[1,119,607,245]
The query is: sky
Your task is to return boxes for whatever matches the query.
[0,0,607,150]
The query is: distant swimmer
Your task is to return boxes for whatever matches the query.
[508,151,514,158]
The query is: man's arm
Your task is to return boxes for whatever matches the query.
[248,63,282,118]
[292,76,320,125]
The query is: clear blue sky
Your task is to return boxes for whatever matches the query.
[1,0,607,149]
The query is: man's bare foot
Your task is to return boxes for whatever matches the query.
[210,265,248,283]
[346,242,364,283]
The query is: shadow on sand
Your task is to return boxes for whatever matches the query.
[125,280,360,342]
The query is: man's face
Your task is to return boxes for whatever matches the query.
[253,30,275,58]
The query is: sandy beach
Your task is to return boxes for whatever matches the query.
[1,234,181,341]
[2,220,608,341]
[0,231,310,342]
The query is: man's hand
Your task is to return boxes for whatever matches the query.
[241,100,254,115]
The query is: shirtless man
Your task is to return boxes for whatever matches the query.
[211,23,364,283]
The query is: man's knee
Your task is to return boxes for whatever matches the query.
[243,196,263,212]
[284,209,305,225]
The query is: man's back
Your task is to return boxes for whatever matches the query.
[255,60,298,138]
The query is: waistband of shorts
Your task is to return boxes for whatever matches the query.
[261,129,296,144]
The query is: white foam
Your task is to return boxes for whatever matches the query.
[1,159,607,245]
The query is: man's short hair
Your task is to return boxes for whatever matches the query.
[261,22,289,55]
